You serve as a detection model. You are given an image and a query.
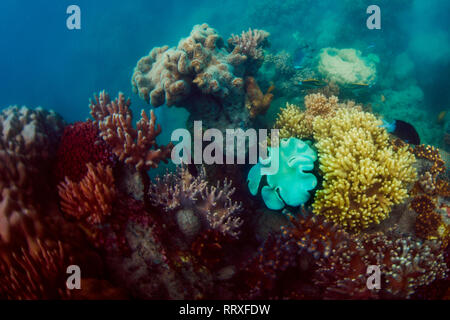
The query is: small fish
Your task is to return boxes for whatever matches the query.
[346,82,373,90]
[367,43,376,50]
[381,119,420,145]
[437,110,447,124]
[380,94,386,103]
[298,78,327,88]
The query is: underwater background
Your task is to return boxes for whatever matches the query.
[1,0,449,150]
[0,0,450,300]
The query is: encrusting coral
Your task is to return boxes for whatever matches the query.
[244,76,274,118]
[149,166,243,239]
[58,163,117,225]
[312,106,417,232]
[89,91,173,172]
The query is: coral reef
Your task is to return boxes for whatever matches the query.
[235,211,348,299]
[149,166,243,238]
[89,91,173,172]
[58,163,117,225]
[314,231,448,299]
[312,107,417,231]
[247,137,317,210]
[131,24,269,130]
[317,48,379,86]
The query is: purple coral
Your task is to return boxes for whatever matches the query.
[149,166,243,238]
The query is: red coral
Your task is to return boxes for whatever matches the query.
[54,121,114,183]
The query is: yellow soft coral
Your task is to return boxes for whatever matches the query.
[312,107,416,232]
[273,103,309,139]
[274,93,339,139]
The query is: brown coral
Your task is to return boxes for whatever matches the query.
[58,163,117,225]
[89,91,173,172]
[149,166,243,238]
[245,76,274,118]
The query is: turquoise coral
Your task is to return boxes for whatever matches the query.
[247,137,317,210]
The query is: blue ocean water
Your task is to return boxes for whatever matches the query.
[0,0,449,148]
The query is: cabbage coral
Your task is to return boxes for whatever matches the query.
[312,107,417,231]
[317,48,378,86]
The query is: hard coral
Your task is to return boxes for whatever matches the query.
[58,163,117,225]
[149,166,243,238]
[90,91,173,172]
[228,28,270,70]
[54,120,114,183]
[312,107,417,232]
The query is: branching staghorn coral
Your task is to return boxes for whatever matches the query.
[89,91,172,172]
[58,163,117,225]
[228,28,269,66]
[274,93,339,139]
[149,166,243,238]
[314,232,448,299]
[312,107,417,231]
